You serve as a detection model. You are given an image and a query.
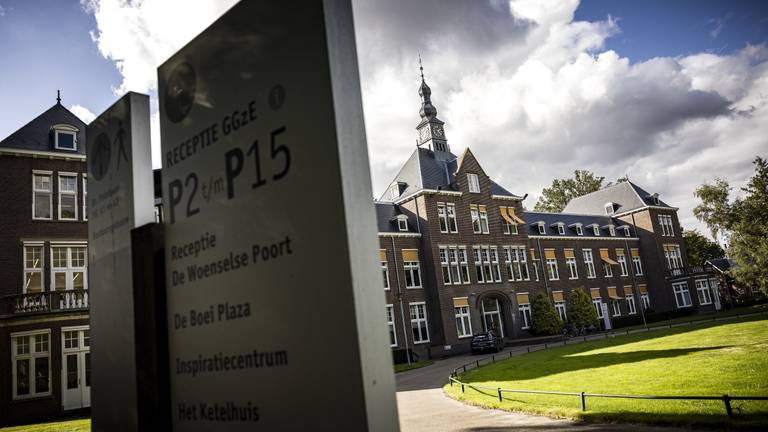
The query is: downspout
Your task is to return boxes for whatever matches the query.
[536,237,550,295]
[391,235,412,365]
[629,213,648,329]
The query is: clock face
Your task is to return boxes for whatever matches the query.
[418,127,429,143]
[432,125,444,138]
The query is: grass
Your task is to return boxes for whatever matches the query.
[620,302,768,332]
[395,359,434,373]
[0,418,90,432]
[445,317,768,429]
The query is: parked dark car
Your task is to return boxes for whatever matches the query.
[470,331,504,354]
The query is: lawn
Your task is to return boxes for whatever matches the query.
[395,359,434,373]
[0,419,90,432]
[619,302,768,332]
[445,317,768,428]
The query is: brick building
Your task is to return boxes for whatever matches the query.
[378,77,724,359]
[0,96,90,425]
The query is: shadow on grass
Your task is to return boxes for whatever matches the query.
[469,346,731,382]
[581,410,768,430]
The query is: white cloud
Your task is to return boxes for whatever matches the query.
[69,104,97,124]
[0,4,5,17]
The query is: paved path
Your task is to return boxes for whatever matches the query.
[395,343,687,432]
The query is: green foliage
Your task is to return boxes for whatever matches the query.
[682,230,724,266]
[693,157,768,296]
[566,288,597,327]
[531,293,563,335]
[534,170,628,213]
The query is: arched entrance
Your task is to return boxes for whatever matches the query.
[475,292,514,338]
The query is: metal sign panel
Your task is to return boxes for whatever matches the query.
[87,92,154,432]
[158,1,397,430]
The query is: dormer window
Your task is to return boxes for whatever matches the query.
[575,224,583,236]
[604,202,616,215]
[537,222,546,235]
[552,223,565,235]
[648,193,660,206]
[52,124,79,151]
[608,225,616,236]
[592,225,600,236]
[388,183,402,201]
[623,226,631,237]
[467,173,480,193]
[396,215,408,232]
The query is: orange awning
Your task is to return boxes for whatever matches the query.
[402,249,419,262]
[600,248,619,265]
[553,291,564,302]
[590,288,602,299]
[453,297,469,308]
[516,292,530,304]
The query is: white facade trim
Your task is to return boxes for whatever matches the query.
[0,148,86,161]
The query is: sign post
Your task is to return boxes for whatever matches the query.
[87,92,155,432]
[158,1,398,430]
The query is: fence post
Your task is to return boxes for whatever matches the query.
[463,365,467,373]
[583,336,587,342]
[461,383,465,393]
[492,354,495,363]
[580,392,586,411]
[544,343,548,349]
[498,387,503,402]
[723,394,733,417]
[476,360,480,368]
[509,351,513,358]
[527,346,530,353]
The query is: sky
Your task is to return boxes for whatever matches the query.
[1,0,766,242]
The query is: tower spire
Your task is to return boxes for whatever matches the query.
[419,54,424,81]
[56,90,61,105]
[415,56,449,156]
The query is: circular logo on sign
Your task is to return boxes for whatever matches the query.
[91,132,111,181]
[268,84,286,110]
[165,62,197,123]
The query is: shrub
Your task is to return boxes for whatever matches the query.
[531,293,563,335]
[567,287,598,328]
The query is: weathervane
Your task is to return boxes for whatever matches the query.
[56,89,61,105]
[419,54,424,81]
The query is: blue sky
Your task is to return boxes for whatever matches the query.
[1,0,766,239]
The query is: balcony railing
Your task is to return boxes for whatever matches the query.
[2,290,89,315]
[666,264,714,279]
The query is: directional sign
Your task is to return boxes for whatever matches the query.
[87,92,154,432]
[158,1,398,431]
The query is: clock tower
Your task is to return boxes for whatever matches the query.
[415,61,450,158]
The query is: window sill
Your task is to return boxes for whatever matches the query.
[457,335,472,339]
[405,286,423,290]
[413,340,430,345]
[12,394,54,403]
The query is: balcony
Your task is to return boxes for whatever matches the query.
[1,290,89,316]
[666,264,714,279]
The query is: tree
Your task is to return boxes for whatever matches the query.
[683,230,725,266]
[693,157,768,296]
[531,293,563,335]
[566,288,597,328]
[534,170,629,213]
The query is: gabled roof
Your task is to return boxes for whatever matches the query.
[0,103,87,156]
[707,258,736,273]
[374,202,418,233]
[562,181,673,215]
[524,211,632,238]
[378,147,522,201]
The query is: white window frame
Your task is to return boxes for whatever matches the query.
[409,302,430,344]
[641,293,651,310]
[605,203,614,215]
[695,279,712,305]
[658,214,675,237]
[446,203,458,233]
[489,247,501,282]
[611,300,621,317]
[546,257,559,281]
[518,302,532,329]
[437,203,448,233]
[618,255,629,277]
[557,224,565,235]
[396,216,408,231]
[537,222,546,235]
[673,282,692,308]
[458,247,470,283]
[664,245,684,271]
[603,261,613,278]
[403,258,422,289]
[566,257,578,280]
[381,258,389,290]
[555,301,567,321]
[624,226,631,237]
[386,305,397,347]
[58,173,78,221]
[504,246,530,281]
[479,207,490,234]
[467,173,480,193]
[592,225,600,236]
[50,244,88,292]
[593,299,604,318]
[11,329,52,400]
[32,171,53,220]
[471,208,482,233]
[626,294,637,315]
[633,255,644,275]
[53,125,78,151]
[23,243,44,294]
[502,217,518,235]
[454,304,472,338]
[608,225,616,236]
[575,224,583,236]
[439,246,452,285]
[583,249,596,279]
[82,174,88,221]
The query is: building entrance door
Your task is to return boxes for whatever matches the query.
[481,298,504,337]
[61,327,90,410]
[709,278,722,310]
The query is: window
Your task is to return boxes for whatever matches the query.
[388,184,400,201]
[386,305,396,347]
[502,216,518,235]
[626,294,637,315]
[454,301,472,338]
[489,247,501,282]
[557,224,565,235]
[518,303,532,329]
[51,245,87,292]
[555,302,567,321]
[440,246,451,284]
[632,249,643,275]
[658,214,675,236]
[605,203,615,215]
[467,173,480,193]
[409,302,429,343]
[611,300,621,317]
[470,205,489,234]
[473,246,498,283]
[564,250,578,279]
[608,225,616,236]
[673,282,692,308]
[32,172,52,220]
[624,226,631,237]
[545,250,559,280]
[82,175,88,221]
[537,222,546,235]
[583,249,596,279]
[664,245,684,273]
[12,331,51,399]
[58,174,78,220]
[602,261,613,278]
[437,203,458,233]
[24,245,43,293]
[458,247,470,283]
[445,247,463,284]
[403,259,421,288]
[575,224,583,236]
[504,246,529,281]
[695,279,712,305]
[593,298,604,318]
[380,253,389,290]
[651,194,660,205]
[617,253,629,276]
[592,225,600,236]
[397,216,408,231]
[641,292,651,310]
[531,260,540,281]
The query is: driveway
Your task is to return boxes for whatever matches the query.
[395,342,688,432]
